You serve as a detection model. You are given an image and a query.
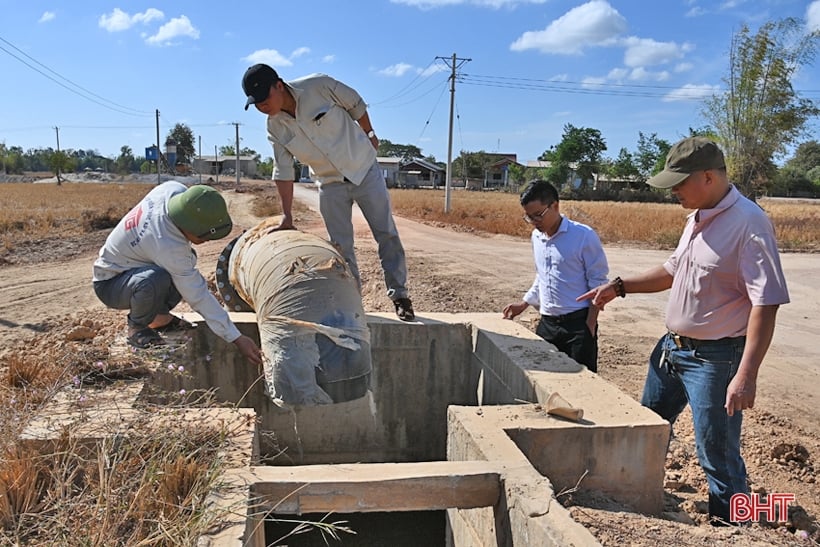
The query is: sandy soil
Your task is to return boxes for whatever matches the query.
[0,181,817,546]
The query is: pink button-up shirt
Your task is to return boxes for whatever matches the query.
[663,186,789,339]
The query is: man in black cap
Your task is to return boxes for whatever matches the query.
[242,63,415,321]
[578,136,789,525]
[92,182,263,365]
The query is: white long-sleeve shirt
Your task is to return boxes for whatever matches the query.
[523,216,610,316]
[92,182,241,343]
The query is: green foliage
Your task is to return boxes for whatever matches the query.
[785,140,820,174]
[116,145,136,175]
[635,132,671,179]
[539,124,607,189]
[607,148,641,181]
[452,150,496,180]
[167,123,196,164]
[377,139,423,161]
[703,18,820,198]
[48,150,75,179]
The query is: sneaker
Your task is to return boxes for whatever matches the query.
[394,297,415,322]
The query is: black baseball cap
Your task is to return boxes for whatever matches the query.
[242,64,279,110]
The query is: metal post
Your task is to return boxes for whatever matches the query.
[234,122,241,187]
[215,145,219,185]
[53,126,62,185]
[155,109,161,185]
[198,135,202,185]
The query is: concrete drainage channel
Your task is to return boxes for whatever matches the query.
[21,312,669,546]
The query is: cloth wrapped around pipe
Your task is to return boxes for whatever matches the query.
[222,219,371,405]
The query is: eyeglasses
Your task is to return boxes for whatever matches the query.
[522,203,553,224]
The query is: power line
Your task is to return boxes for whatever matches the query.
[369,58,446,106]
[0,34,152,117]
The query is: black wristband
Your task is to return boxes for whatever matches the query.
[612,276,626,298]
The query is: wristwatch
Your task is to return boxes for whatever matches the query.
[366,130,376,139]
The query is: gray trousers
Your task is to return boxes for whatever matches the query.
[318,161,409,300]
[93,266,181,329]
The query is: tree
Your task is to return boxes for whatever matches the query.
[377,139,423,161]
[115,145,135,175]
[539,124,607,189]
[49,150,74,183]
[635,132,671,180]
[784,140,820,174]
[607,148,641,182]
[703,18,820,199]
[452,150,494,181]
[167,123,196,165]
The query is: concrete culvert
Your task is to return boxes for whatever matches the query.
[217,219,371,406]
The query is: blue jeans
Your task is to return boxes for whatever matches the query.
[318,161,409,300]
[93,266,181,329]
[641,333,748,523]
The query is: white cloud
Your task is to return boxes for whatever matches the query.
[581,76,607,88]
[419,64,448,76]
[38,11,55,23]
[291,47,311,59]
[686,6,706,17]
[510,0,628,55]
[621,37,692,67]
[99,8,164,32]
[145,15,199,46]
[380,63,415,77]
[322,55,336,63]
[662,83,720,102]
[391,0,546,9]
[606,66,669,83]
[243,49,294,67]
[675,62,694,73]
[377,62,448,77]
[808,0,820,32]
[549,74,569,81]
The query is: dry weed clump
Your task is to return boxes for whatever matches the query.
[0,313,236,545]
[389,189,820,251]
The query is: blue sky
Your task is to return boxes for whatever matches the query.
[1,0,819,165]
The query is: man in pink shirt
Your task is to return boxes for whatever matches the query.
[578,136,789,525]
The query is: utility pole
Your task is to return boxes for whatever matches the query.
[53,126,62,185]
[233,122,241,187]
[198,135,202,185]
[215,145,219,185]
[436,53,471,213]
[155,109,161,185]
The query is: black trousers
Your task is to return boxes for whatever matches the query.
[535,309,598,372]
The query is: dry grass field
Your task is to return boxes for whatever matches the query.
[389,188,820,252]
[2,183,818,253]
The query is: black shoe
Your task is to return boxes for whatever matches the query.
[394,298,415,321]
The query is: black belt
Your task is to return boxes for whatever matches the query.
[542,308,588,324]
[669,333,746,350]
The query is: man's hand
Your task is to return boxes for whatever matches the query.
[577,282,616,311]
[725,372,757,416]
[502,301,529,320]
[234,335,263,366]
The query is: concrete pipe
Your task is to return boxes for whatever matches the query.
[216,219,371,406]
